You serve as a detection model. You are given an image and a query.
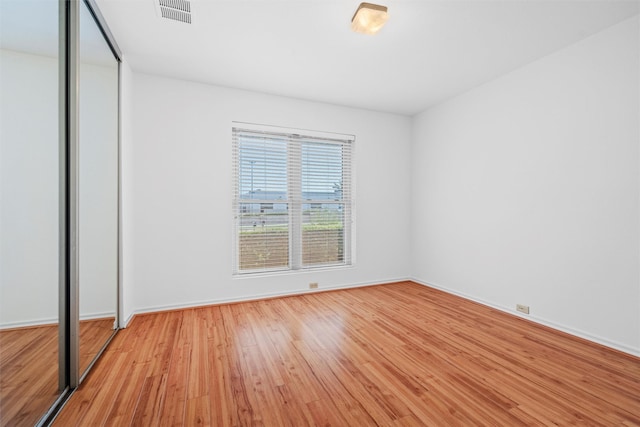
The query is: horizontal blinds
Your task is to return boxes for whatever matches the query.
[233,130,289,272]
[300,139,351,267]
[233,127,352,274]
[301,203,346,266]
[237,133,288,200]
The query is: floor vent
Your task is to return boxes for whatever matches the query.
[156,0,192,24]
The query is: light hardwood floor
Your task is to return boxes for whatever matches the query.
[54,282,640,426]
[0,318,115,427]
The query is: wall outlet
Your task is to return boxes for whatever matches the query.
[309,282,318,289]
[516,304,530,314]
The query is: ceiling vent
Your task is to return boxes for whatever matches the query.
[156,0,192,24]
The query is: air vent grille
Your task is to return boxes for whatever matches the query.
[157,0,192,24]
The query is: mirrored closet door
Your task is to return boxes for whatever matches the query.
[0,1,62,425]
[78,0,119,380]
[0,0,121,424]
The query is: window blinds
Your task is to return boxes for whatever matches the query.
[232,127,353,274]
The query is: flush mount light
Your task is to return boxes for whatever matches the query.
[351,2,388,35]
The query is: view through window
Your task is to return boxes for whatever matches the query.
[232,126,353,274]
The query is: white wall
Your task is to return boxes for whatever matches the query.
[0,50,59,327]
[411,16,640,355]
[120,58,136,326]
[78,59,119,321]
[0,49,119,327]
[129,74,412,313]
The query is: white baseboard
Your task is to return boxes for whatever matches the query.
[0,317,58,330]
[0,312,116,330]
[121,312,136,329]
[411,278,640,358]
[80,311,116,321]
[129,277,411,320]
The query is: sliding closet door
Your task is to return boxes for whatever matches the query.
[1,0,121,423]
[0,0,63,424]
[77,0,119,379]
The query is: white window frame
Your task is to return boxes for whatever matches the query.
[232,123,354,275]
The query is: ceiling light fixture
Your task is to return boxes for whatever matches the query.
[351,2,388,35]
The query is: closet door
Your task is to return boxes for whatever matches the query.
[0,1,63,424]
[77,0,119,380]
[0,0,121,423]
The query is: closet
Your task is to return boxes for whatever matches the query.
[0,1,121,425]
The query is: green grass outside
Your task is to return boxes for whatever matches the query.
[240,223,343,235]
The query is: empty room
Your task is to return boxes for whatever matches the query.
[1,0,639,425]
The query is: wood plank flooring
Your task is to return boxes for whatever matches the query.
[0,318,115,427]
[0,323,58,427]
[53,282,640,426]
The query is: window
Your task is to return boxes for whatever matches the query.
[232,126,353,274]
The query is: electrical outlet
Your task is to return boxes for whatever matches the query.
[516,304,530,314]
[309,282,318,289]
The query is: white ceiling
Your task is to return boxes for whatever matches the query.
[95,0,639,115]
